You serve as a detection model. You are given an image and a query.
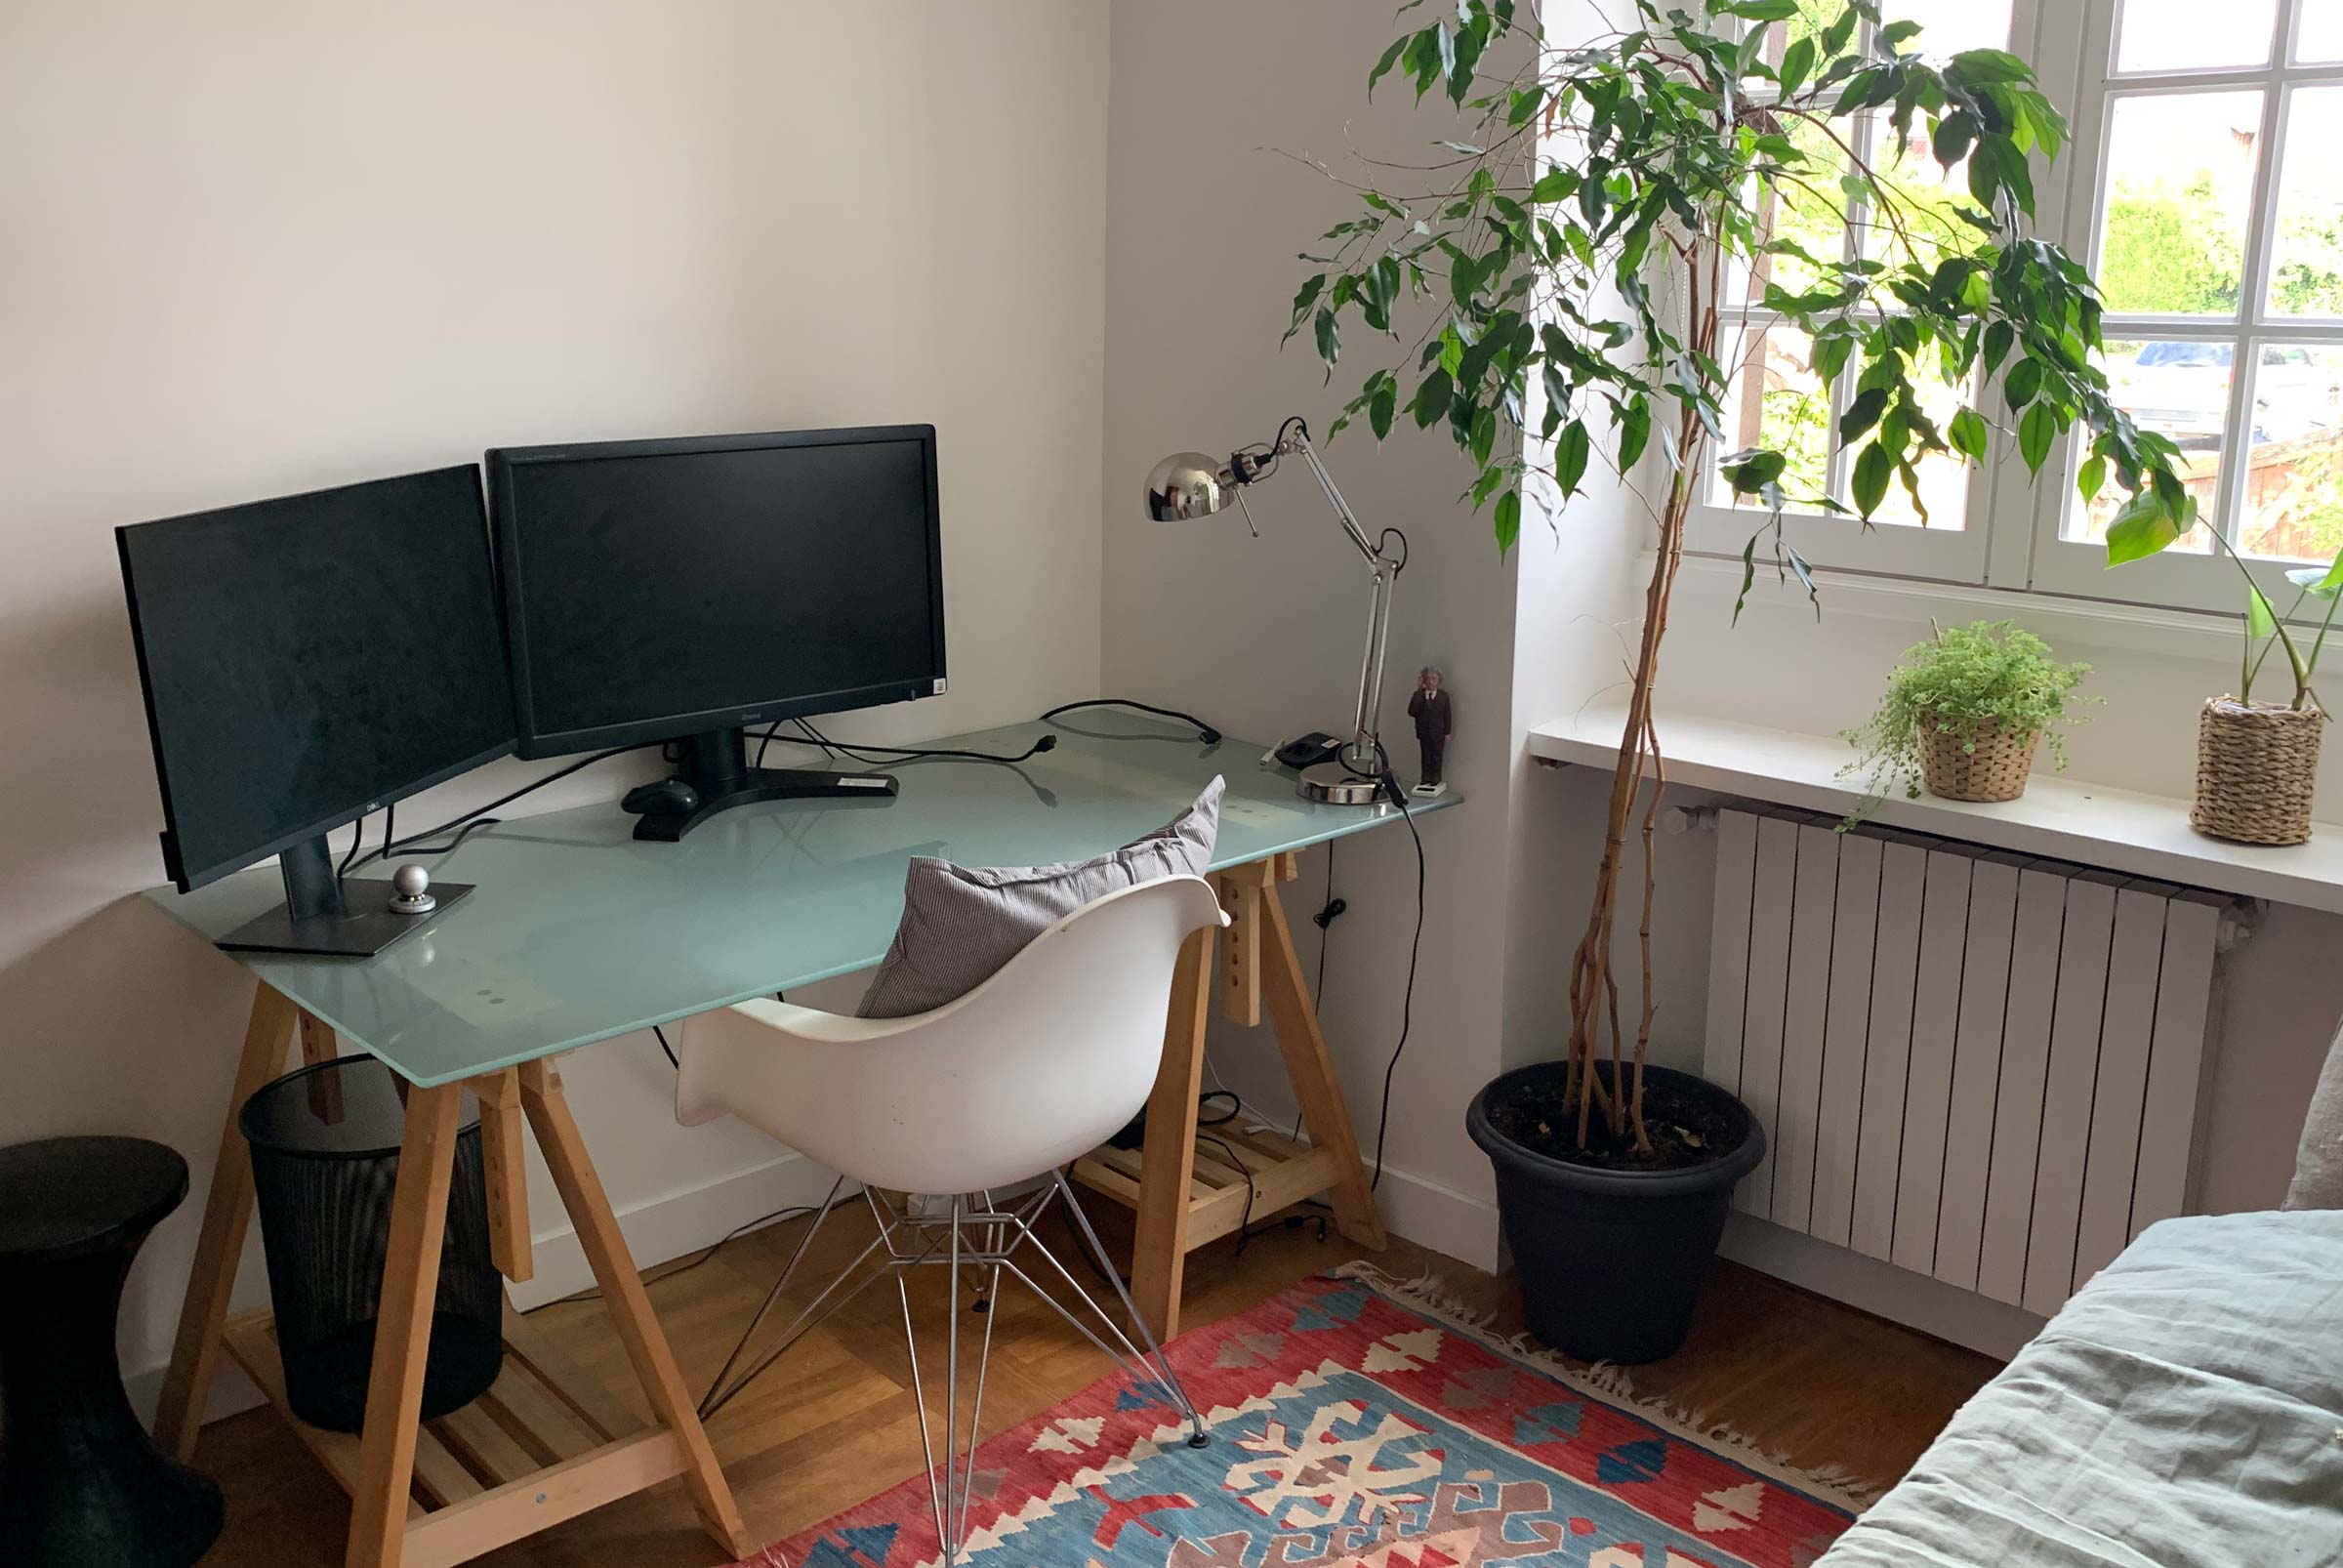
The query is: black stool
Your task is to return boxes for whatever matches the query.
[0,1136,224,1566]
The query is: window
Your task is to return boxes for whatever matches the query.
[1686,0,2343,618]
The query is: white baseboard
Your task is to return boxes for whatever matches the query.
[127,1148,844,1431]
[1718,1214,2043,1360]
[1371,1160,1503,1274]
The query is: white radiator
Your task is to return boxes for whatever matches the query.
[1704,807,2225,1315]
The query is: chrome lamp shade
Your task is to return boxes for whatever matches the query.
[1143,452,1238,523]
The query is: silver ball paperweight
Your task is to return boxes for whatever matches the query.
[387,864,437,916]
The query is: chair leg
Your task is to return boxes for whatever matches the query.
[697,1174,849,1420]
[1047,1171,1210,1446]
[702,1182,1213,1564]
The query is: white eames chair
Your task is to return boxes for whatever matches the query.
[674,874,1228,1562]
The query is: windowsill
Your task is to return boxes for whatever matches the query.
[1665,551,2250,665]
[1528,702,2343,917]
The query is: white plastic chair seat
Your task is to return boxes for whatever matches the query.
[675,875,1228,1195]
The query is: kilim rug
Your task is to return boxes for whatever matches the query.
[747,1266,1866,1568]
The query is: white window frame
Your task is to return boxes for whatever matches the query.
[1679,0,2343,620]
[2028,0,2343,612]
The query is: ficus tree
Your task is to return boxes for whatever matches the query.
[1289,0,2185,1150]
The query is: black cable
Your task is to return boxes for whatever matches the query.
[1377,526,1411,575]
[651,1023,678,1068]
[1313,840,1339,1012]
[1199,1090,1241,1128]
[792,719,1055,766]
[1296,840,1341,1144]
[350,743,655,869]
[336,809,372,880]
[1037,699,1222,745]
[1366,742,1426,1194]
[393,816,504,859]
[1205,1133,1261,1262]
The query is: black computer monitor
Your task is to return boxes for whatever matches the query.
[486,426,947,840]
[117,465,515,955]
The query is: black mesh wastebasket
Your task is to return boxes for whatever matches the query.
[240,1056,503,1432]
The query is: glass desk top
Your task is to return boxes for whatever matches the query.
[141,719,1455,1086]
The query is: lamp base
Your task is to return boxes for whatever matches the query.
[1295,761,1385,805]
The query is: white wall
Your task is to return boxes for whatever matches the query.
[1101,0,1541,1264]
[0,0,1108,1405]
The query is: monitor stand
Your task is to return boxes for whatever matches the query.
[216,835,474,958]
[632,726,898,843]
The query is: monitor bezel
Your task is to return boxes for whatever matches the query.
[485,425,948,760]
[116,465,518,894]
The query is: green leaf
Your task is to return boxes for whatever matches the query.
[2104,490,2184,565]
[1778,35,1815,97]
[1932,109,1976,170]
[2247,579,2279,640]
[1983,319,2015,376]
[1493,487,1520,553]
[1822,4,1858,54]
[1284,275,1325,342]
[1722,449,1788,494]
[1529,166,1577,204]
[1946,48,2034,87]
[1615,394,1651,470]
[1411,367,1453,429]
[1813,332,1856,387]
[1313,307,1339,373]
[1556,418,1590,496]
[1840,387,1890,442]
[1449,253,1481,307]
[1369,377,1397,439]
[1719,0,1799,19]
[2077,452,2106,503]
[1367,34,1411,97]
[1950,406,1990,464]
[2003,356,2041,410]
[1469,404,1497,468]
[2288,548,2343,597]
[1853,442,1893,517]
[2018,401,2056,474]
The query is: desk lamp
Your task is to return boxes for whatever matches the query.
[1144,418,1402,805]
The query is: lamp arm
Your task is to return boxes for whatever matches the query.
[1285,430,1388,572]
[1278,427,1402,775]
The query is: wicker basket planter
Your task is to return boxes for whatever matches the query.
[1917,717,2038,803]
[2192,697,2324,846]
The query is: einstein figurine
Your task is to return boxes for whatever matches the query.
[1408,665,1451,797]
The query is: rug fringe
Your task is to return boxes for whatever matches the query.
[1332,1260,1884,1513]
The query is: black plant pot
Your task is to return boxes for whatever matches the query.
[1467,1062,1764,1364]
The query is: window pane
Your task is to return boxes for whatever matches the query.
[1730,114,1850,309]
[2096,92,2264,316]
[1872,108,1984,264]
[2238,345,2343,560]
[1713,321,1831,511]
[2116,0,2277,73]
[2299,3,2343,64]
[2268,88,2343,318]
[1870,361,1976,530]
[1881,0,2013,63]
[2064,339,2225,551]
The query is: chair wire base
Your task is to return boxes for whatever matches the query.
[698,1171,1210,1565]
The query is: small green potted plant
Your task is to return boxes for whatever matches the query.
[2183,556,2340,845]
[1842,621,2091,806]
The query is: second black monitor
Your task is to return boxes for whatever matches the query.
[486,426,946,759]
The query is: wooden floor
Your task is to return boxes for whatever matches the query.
[191,1194,2000,1566]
